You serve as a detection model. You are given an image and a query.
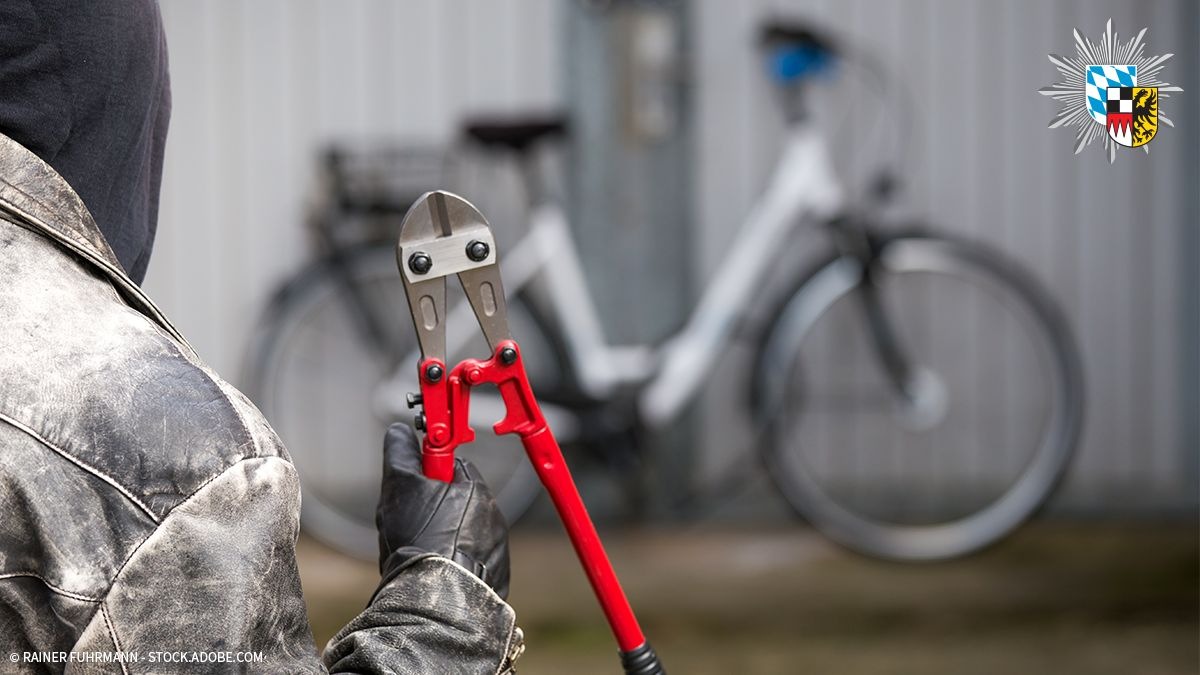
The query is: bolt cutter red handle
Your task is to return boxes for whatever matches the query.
[418,340,647,653]
[396,191,664,674]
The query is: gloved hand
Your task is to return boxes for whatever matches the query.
[376,422,511,599]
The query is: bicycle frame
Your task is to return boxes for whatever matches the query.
[640,125,844,424]
[498,123,846,427]
[389,121,845,432]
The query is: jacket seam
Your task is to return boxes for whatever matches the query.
[0,132,188,348]
[99,603,131,675]
[208,380,265,461]
[0,201,191,351]
[0,572,102,603]
[0,411,159,524]
[495,622,519,675]
[88,457,293,668]
[104,456,294,593]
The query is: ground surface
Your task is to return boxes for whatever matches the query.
[298,523,1198,674]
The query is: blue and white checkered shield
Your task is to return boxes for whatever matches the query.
[1085,65,1137,125]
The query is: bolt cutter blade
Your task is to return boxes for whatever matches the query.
[396,190,510,362]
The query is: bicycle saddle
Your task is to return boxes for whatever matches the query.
[462,115,568,152]
[759,19,839,55]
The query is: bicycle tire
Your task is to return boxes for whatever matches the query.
[754,229,1084,561]
[242,244,564,558]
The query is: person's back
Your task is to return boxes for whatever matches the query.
[0,152,316,657]
[0,2,521,671]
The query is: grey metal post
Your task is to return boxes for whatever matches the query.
[564,0,694,517]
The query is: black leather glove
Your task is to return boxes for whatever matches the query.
[376,422,511,599]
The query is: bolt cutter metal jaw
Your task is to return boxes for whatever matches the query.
[396,190,510,364]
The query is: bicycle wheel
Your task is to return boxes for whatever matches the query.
[243,244,565,559]
[756,230,1083,561]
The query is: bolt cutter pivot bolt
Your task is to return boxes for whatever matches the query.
[405,392,423,408]
[424,363,444,382]
[499,347,517,365]
[414,412,426,431]
[408,252,433,275]
[466,240,490,262]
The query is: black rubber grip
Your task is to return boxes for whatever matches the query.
[620,642,665,675]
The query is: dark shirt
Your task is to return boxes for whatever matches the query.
[0,0,169,283]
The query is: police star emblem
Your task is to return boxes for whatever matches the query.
[1039,20,1181,163]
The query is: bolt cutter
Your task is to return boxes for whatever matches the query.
[395,191,664,675]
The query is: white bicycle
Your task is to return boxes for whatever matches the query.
[244,20,1083,562]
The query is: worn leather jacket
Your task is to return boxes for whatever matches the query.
[0,132,523,673]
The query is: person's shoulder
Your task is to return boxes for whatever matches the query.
[0,219,290,521]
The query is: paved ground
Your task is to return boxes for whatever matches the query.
[297,523,1198,674]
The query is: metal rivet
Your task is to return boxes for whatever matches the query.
[424,363,444,382]
[466,240,490,262]
[499,347,517,365]
[408,252,433,275]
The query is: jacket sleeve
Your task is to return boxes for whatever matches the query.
[321,554,523,674]
[70,456,522,674]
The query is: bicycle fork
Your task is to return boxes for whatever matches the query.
[395,191,664,675]
[830,218,945,428]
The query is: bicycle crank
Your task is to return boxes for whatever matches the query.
[394,190,664,675]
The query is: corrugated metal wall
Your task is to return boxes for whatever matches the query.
[693,0,1197,512]
[150,0,559,376]
[149,1,1196,513]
